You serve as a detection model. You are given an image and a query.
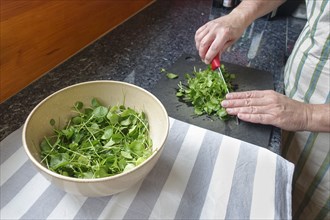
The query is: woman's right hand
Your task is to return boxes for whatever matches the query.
[195,0,286,64]
[195,12,247,64]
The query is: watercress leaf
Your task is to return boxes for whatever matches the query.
[206,78,213,87]
[109,105,119,112]
[128,125,138,138]
[94,166,109,178]
[146,137,153,147]
[123,163,135,173]
[194,108,203,115]
[218,108,228,118]
[84,108,93,116]
[107,112,119,124]
[103,139,115,148]
[62,128,74,139]
[121,108,135,117]
[91,98,101,108]
[166,73,179,79]
[136,157,146,166]
[93,106,108,118]
[82,172,94,179]
[111,133,123,142]
[73,132,83,143]
[105,154,116,164]
[69,142,78,150]
[101,128,113,140]
[143,149,152,158]
[119,105,126,112]
[118,158,127,170]
[129,140,144,156]
[40,138,52,152]
[49,153,70,170]
[210,96,218,105]
[121,151,133,159]
[77,155,89,165]
[72,116,82,125]
[60,171,70,177]
[50,119,56,126]
[120,118,131,126]
[75,101,83,110]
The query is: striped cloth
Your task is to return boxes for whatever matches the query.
[1,117,294,220]
[283,0,330,219]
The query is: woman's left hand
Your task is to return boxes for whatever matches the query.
[221,90,309,131]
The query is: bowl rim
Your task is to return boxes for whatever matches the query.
[22,80,169,183]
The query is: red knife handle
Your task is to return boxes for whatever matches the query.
[211,56,221,70]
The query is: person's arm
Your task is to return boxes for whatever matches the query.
[221,90,330,132]
[307,103,330,132]
[195,0,286,64]
[231,0,286,28]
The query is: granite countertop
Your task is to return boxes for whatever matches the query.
[0,0,306,153]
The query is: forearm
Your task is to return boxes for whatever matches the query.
[306,104,330,132]
[230,0,286,29]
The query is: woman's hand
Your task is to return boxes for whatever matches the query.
[195,13,246,64]
[195,0,286,64]
[221,90,330,132]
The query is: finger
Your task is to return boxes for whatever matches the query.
[204,26,232,63]
[198,33,216,64]
[195,25,209,50]
[237,113,274,125]
[204,36,224,64]
[226,105,270,115]
[225,90,271,99]
[196,24,208,35]
[204,31,231,64]
[195,29,210,55]
[221,97,272,108]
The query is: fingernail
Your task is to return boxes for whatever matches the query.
[221,100,228,107]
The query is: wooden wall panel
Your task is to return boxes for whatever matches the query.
[0,0,154,102]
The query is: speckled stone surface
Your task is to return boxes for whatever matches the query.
[0,0,306,153]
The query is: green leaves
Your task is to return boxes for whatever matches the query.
[166,73,179,79]
[92,106,108,118]
[176,65,235,120]
[40,98,153,179]
[161,68,179,79]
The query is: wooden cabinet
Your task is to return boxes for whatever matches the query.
[0,0,154,102]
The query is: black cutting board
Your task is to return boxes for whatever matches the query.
[151,54,274,147]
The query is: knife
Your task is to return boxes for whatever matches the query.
[211,56,239,125]
[211,56,230,94]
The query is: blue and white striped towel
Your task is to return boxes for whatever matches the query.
[0,117,294,219]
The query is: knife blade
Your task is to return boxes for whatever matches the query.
[211,56,239,125]
[211,56,230,94]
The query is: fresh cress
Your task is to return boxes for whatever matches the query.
[176,65,235,120]
[40,98,153,179]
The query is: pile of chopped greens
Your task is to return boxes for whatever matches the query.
[40,98,153,179]
[175,65,235,120]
